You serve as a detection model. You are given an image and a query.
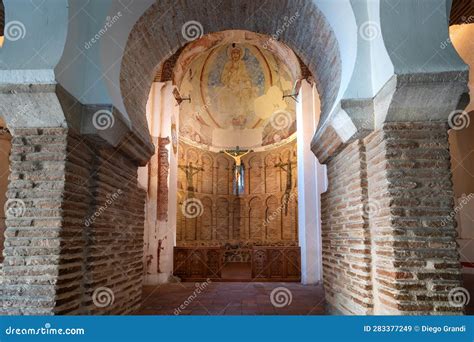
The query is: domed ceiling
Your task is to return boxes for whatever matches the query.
[173,31,302,151]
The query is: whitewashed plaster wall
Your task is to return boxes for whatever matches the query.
[449,23,474,274]
[140,82,179,284]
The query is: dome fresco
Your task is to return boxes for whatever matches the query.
[175,31,301,150]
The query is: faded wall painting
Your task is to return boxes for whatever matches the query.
[177,32,299,149]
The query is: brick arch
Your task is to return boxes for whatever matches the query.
[121,0,342,141]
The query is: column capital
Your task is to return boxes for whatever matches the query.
[312,71,469,163]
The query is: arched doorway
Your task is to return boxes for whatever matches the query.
[136,27,329,314]
[0,0,467,317]
[118,0,342,143]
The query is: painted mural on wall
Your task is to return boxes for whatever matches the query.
[177,31,299,149]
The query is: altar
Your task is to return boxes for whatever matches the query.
[173,246,301,282]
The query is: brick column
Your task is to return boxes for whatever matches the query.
[321,139,373,315]
[321,122,463,315]
[2,128,68,315]
[365,122,462,314]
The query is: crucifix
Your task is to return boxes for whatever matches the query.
[275,156,294,215]
[221,146,252,196]
[178,162,204,192]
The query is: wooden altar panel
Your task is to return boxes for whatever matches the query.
[173,247,223,281]
[189,250,206,277]
[174,246,301,282]
[251,246,301,281]
[174,248,188,278]
[206,249,222,278]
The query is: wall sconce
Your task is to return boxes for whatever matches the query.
[173,88,191,105]
[282,79,303,103]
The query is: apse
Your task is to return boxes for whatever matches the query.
[173,30,302,151]
[169,31,310,282]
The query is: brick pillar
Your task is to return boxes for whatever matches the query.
[365,122,462,314]
[321,121,463,315]
[321,139,373,315]
[2,128,68,315]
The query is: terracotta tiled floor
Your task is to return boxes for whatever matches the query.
[138,282,326,315]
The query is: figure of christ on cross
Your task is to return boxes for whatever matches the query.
[275,156,294,215]
[178,162,204,192]
[221,146,252,196]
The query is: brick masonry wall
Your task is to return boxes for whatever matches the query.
[63,132,146,315]
[365,122,462,314]
[1,128,68,315]
[312,125,344,164]
[321,139,373,315]
[1,122,463,315]
[321,122,463,315]
[1,129,146,315]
